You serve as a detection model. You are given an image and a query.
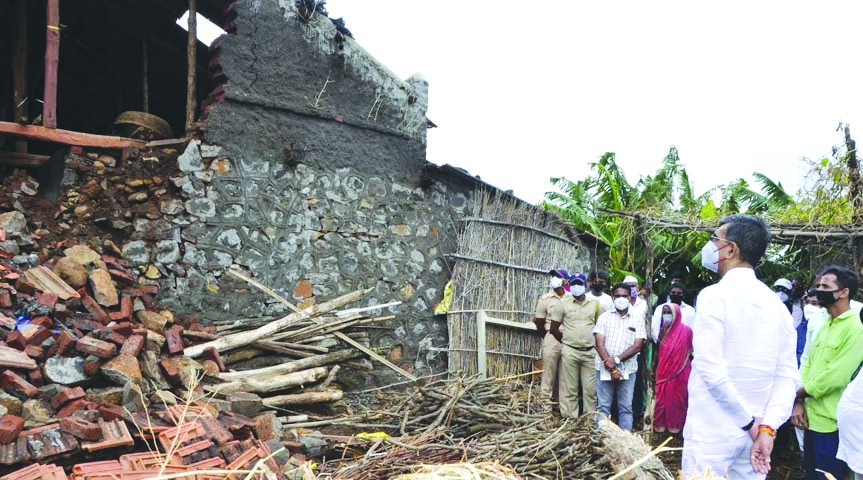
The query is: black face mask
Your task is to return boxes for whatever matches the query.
[669,293,684,305]
[590,283,605,293]
[815,289,840,308]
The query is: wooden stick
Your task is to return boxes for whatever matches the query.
[262,390,343,407]
[185,0,197,134]
[13,0,27,153]
[183,288,370,358]
[43,0,59,128]
[227,269,417,381]
[218,349,362,381]
[309,365,340,392]
[207,367,328,395]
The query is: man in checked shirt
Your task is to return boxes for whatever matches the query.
[593,282,647,431]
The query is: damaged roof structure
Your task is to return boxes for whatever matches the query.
[0,3,630,479]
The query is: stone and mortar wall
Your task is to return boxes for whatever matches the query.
[122,140,471,388]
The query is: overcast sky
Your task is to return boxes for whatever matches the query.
[187,2,863,205]
[318,1,863,205]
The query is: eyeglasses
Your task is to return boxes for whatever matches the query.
[710,233,728,243]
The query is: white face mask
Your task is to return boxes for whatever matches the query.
[701,240,720,273]
[776,291,789,303]
[571,285,586,296]
[550,277,563,289]
[613,297,630,311]
[662,313,673,325]
[803,304,821,320]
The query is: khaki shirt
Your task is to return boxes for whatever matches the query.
[535,290,565,331]
[550,296,600,348]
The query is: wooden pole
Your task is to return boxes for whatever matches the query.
[43,0,59,128]
[142,35,149,113]
[185,0,197,134]
[12,0,28,152]
[845,125,863,224]
[226,269,418,381]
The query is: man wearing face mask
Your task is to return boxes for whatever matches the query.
[773,278,794,314]
[593,283,646,431]
[588,269,614,314]
[793,266,863,480]
[651,282,696,342]
[622,275,648,323]
[533,268,570,409]
[550,273,601,418]
[682,215,799,479]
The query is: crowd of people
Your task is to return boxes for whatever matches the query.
[532,215,863,480]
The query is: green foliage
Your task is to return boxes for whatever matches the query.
[542,146,809,293]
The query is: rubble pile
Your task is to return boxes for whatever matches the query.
[0,188,388,478]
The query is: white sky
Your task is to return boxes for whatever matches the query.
[187,2,863,205]
[325,1,863,205]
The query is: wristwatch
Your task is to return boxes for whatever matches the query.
[614,356,621,365]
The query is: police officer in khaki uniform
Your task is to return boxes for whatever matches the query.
[533,269,569,408]
[550,273,600,418]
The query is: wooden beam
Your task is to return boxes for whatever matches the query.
[142,35,149,113]
[0,151,51,167]
[0,122,145,149]
[185,0,197,134]
[43,0,60,128]
[476,310,488,379]
[13,0,28,152]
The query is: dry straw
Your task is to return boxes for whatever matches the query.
[390,462,523,480]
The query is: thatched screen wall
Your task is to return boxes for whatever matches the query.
[446,191,596,377]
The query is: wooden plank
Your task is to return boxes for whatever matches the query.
[0,122,145,148]
[13,0,28,152]
[483,316,537,332]
[43,0,60,128]
[0,151,51,167]
[476,310,488,379]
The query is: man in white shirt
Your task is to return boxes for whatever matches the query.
[651,282,696,342]
[622,274,648,322]
[683,215,799,479]
[588,269,614,314]
[837,367,863,479]
[593,283,646,431]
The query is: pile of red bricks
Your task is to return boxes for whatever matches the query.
[0,237,295,478]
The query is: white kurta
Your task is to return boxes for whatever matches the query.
[682,268,800,480]
[838,371,863,474]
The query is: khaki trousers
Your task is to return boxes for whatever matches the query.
[560,344,597,418]
[540,333,562,403]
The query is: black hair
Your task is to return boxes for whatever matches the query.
[718,215,770,267]
[670,271,684,280]
[610,282,630,297]
[589,269,609,282]
[669,282,686,293]
[817,265,860,298]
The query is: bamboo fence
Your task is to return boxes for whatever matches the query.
[447,190,591,377]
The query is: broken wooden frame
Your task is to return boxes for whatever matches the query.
[475,310,537,379]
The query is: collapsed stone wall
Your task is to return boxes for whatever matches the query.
[134,140,469,388]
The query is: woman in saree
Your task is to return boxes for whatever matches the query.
[653,302,693,433]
